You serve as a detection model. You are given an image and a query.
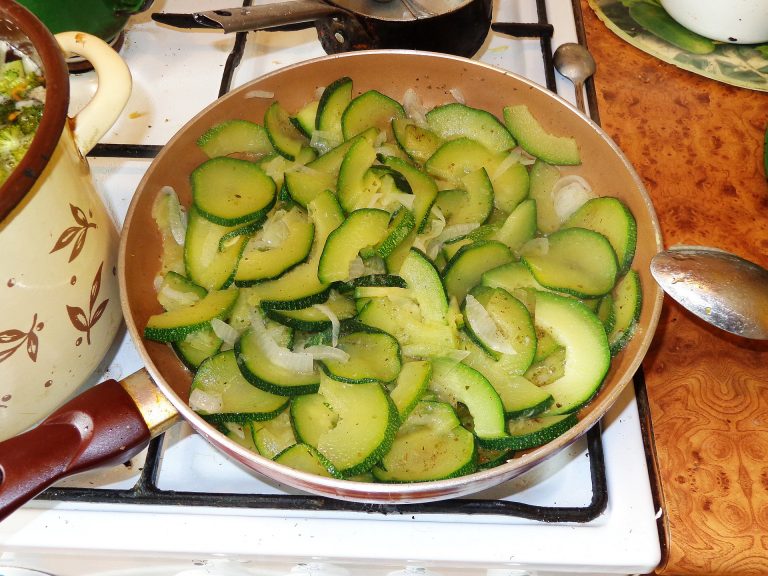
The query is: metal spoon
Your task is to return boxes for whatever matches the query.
[553,42,596,113]
[650,247,768,340]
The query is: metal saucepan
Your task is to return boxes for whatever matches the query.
[0,50,664,520]
[151,0,493,57]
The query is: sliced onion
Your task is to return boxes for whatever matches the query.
[158,283,202,307]
[249,311,315,374]
[250,210,289,250]
[211,318,239,346]
[312,302,340,347]
[160,185,186,245]
[520,236,549,257]
[224,422,245,439]
[303,345,350,363]
[449,87,466,104]
[243,89,275,99]
[310,129,341,154]
[189,389,223,414]
[402,88,428,126]
[552,175,595,223]
[464,295,517,356]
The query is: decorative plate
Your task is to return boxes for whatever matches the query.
[588,0,768,92]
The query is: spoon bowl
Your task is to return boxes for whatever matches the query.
[553,42,596,113]
[650,247,768,340]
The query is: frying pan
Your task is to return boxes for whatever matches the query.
[151,0,493,57]
[0,50,664,520]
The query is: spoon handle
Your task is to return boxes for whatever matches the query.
[574,80,586,114]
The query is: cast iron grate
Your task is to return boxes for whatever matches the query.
[40,0,619,524]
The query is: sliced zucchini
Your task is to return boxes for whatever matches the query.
[266,290,356,331]
[290,392,336,447]
[392,118,443,163]
[337,138,378,213]
[306,127,379,175]
[144,288,239,343]
[463,285,536,369]
[528,159,562,234]
[389,359,432,421]
[459,332,553,418]
[383,156,438,233]
[196,119,275,159]
[442,240,514,303]
[234,207,315,286]
[235,327,320,396]
[156,271,206,311]
[435,167,494,226]
[320,330,402,384]
[503,104,580,165]
[315,76,353,145]
[247,190,343,310]
[253,409,296,458]
[313,373,399,477]
[274,443,340,478]
[426,102,516,154]
[524,346,566,387]
[265,100,310,161]
[533,291,610,414]
[184,205,249,291]
[429,357,506,445]
[399,248,449,323]
[376,207,416,260]
[521,227,618,298]
[373,401,476,482]
[563,196,638,276]
[493,197,537,252]
[283,167,337,208]
[292,100,319,138]
[191,350,288,424]
[318,208,390,283]
[505,413,579,450]
[173,326,223,371]
[608,270,642,355]
[342,89,405,140]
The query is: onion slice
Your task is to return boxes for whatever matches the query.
[464,295,518,355]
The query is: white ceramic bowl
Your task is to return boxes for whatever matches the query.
[660,0,768,44]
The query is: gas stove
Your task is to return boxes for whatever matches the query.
[0,1,662,574]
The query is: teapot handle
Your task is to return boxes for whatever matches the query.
[54,32,132,155]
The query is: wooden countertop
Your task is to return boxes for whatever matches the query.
[579,2,768,574]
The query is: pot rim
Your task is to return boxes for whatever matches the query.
[0,0,69,223]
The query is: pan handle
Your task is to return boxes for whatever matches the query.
[0,372,177,522]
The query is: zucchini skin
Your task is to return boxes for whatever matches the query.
[629,2,716,55]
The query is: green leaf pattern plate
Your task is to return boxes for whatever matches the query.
[588,0,768,91]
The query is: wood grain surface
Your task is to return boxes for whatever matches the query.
[579,2,768,574]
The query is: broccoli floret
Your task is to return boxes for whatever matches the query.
[16,104,42,135]
[0,66,27,98]
[0,124,24,155]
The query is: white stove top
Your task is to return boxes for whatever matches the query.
[0,1,661,574]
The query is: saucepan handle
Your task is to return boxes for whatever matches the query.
[0,376,165,522]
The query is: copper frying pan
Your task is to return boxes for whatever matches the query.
[0,50,664,520]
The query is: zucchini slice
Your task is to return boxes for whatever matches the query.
[234,207,315,286]
[144,288,239,343]
[190,350,289,424]
[235,327,320,396]
[503,104,580,165]
[253,409,296,458]
[196,119,275,159]
[320,330,402,384]
[274,443,340,478]
[373,401,477,482]
[443,240,514,303]
[429,357,506,445]
[563,196,638,276]
[493,197,537,252]
[173,327,223,371]
[318,208,390,283]
[392,118,443,163]
[426,102,516,154]
[521,227,618,298]
[505,413,579,450]
[315,76,353,145]
[389,359,432,421]
[265,100,310,161]
[191,157,276,226]
[608,270,642,356]
[313,373,399,477]
[533,291,611,414]
[342,89,405,141]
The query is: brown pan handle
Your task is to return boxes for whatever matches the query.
[0,371,179,522]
